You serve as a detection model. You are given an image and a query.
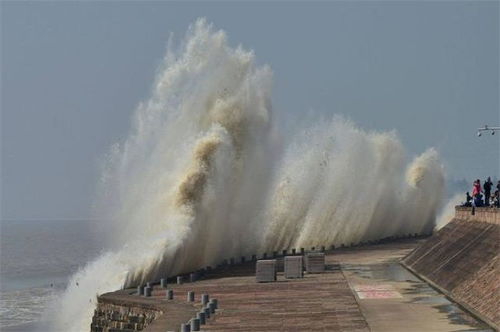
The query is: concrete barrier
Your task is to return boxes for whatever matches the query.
[256,259,277,282]
[167,289,174,300]
[177,276,184,284]
[137,285,144,296]
[187,291,195,302]
[190,318,200,331]
[284,256,303,279]
[197,311,206,325]
[204,307,210,319]
[160,278,167,288]
[305,252,325,273]
[201,294,209,305]
[181,322,190,332]
[144,287,152,297]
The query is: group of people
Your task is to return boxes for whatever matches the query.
[463,177,500,208]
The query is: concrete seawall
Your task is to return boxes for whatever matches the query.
[402,207,499,330]
[91,289,198,331]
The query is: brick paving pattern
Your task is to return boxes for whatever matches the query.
[161,260,368,331]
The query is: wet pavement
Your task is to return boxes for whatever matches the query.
[331,242,492,332]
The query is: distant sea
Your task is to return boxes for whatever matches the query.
[0,220,105,331]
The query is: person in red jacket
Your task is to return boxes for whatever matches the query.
[472,179,483,207]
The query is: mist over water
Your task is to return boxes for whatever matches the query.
[53,19,445,330]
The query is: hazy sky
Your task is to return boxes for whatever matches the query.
[1,1,499,220]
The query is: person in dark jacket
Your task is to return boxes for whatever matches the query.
[483,177,492,206]
[464,192,472,207]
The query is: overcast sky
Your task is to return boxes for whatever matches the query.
[1,1,499,221]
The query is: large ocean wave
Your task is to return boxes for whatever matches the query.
[51,19,445,330]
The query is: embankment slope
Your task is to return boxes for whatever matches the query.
[402,207,499,330]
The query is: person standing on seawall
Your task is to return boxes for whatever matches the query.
[496,181,500,208]
[483,177,492,206]
[472,179,482,207]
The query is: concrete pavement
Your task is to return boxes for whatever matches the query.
[333,242,491,331]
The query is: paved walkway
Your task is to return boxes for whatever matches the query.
[111,239,491,331]
[331,242,491,332]
[167,263,368,331]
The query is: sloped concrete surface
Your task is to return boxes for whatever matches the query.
[402,207,499,330]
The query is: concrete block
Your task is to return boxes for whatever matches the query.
[305,252,325,273]
[284,256,303,279]
[197,311,206,325]
[190,318,200,331]
[203,307,210,319]
[187,291,195,302]
[144,286,152,297]
[201,294,209,305]
[256,259,277,282]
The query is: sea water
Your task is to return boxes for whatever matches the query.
[0,220,104,331]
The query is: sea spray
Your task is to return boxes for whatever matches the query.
[52,18,445,331]
[435,193,463,230]
[260,120,445,251]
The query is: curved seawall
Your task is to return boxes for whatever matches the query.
[402,207,499,330]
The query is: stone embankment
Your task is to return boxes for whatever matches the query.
[91,288,199,332]
[91,300,160,331]
[402,207,499,330]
